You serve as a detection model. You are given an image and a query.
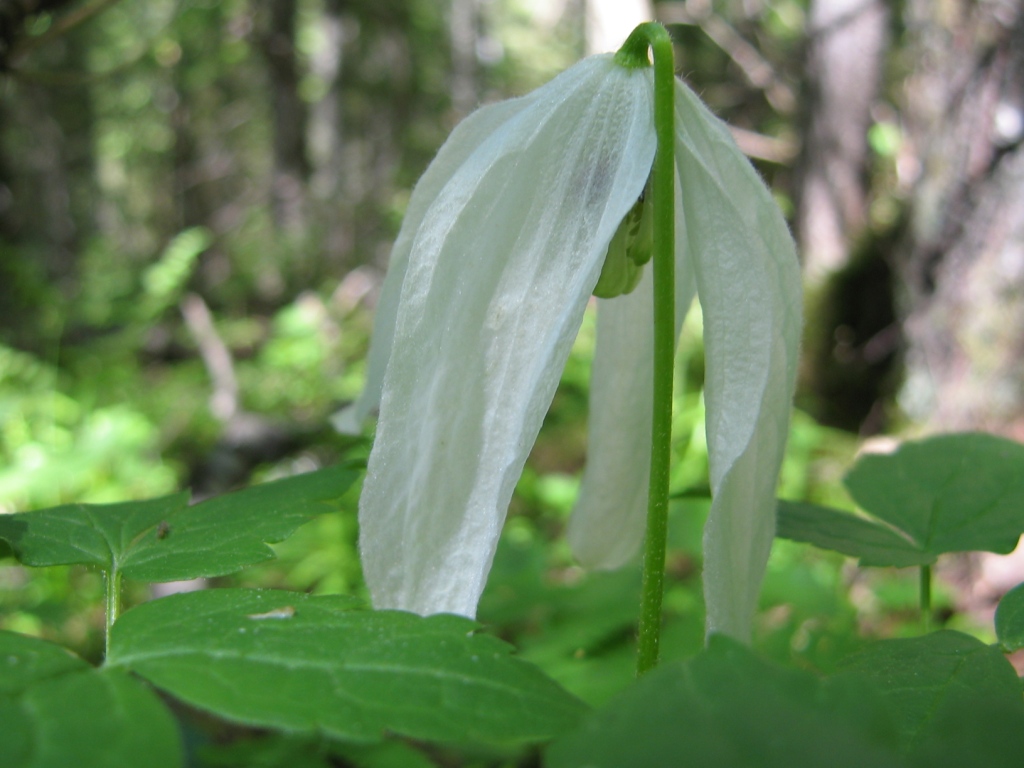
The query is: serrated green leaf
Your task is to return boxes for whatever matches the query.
[122,463,361,581]
[0,631,182,768]
[777,433,1024,566]
[0,463,360,582]
[836,630,1024,753]
[107,589,587,746]
[546,634,902,768]
[995,581,1024,651]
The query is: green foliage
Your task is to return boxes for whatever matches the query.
[0,344,178,512]
[836,631,1024,761]
[0,464,360,582]
[548,630,1024,768]
[479,498,708,707]
[995,581,1024,651]
[0,631,182,768]
[199,735,339,768]
[547,635,904,768]
[0,465,592,765]
[108,589,586,747]
[3,393,1024,766]
[777,433,1024,566]
[241,295,358,414]
[139,227,212,321]
[3,4,1023,764]
[778,500,934,567]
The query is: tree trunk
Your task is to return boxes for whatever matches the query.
[0,24,96,348]
[258,0,311,235]
[585,0,653,54]
[795,0,888,284]
[449,0,479,119]
[897,0,1024,438]
[790,0,895,433]
[308,0,348,266]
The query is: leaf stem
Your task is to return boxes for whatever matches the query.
[105,567,121,659]
[920,564,931,633]
[621,22,676,677]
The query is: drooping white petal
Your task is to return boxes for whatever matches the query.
[673,80,803,641]
[567,178,696,569]
[360,55,657,617]
[332,97,534,434]
[568,271,655,568]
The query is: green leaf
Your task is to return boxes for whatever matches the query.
[197,734,336,768]
[107,589,586,746]
[546,635,902,768]
[329,741,440,768]
[995,581,1024,651]
[906,698,1024,768]
[0,631,182,768]
[836,630,1024,753]
[776,501,934,567]
[777,433,1024,566]
[479,519,705,708]
[200,736,440,768]
[0,463,361,582]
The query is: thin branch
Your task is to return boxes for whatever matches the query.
[8,0,125,68]
[728,125,798,165]
[656,0,797,113]
[180,293,238,423]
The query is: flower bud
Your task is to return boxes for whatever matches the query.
[593,182,653,299]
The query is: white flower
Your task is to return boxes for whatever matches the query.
[337,52,801,641]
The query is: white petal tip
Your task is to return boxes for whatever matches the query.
[330,405,364,435]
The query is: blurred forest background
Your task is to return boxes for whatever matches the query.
[2,0,1024,679]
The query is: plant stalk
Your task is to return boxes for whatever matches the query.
[619,23,676,676]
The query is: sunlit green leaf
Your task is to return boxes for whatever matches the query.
[139,226,212,320]
[0,464,360,582]
[0,631,182,768]
[836,630,1024,753]
[546,634,902,768]
[107,589,586,746]
[777,433,1024,566]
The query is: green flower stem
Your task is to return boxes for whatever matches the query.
[105,567,121,658]
[618,22,676,676]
